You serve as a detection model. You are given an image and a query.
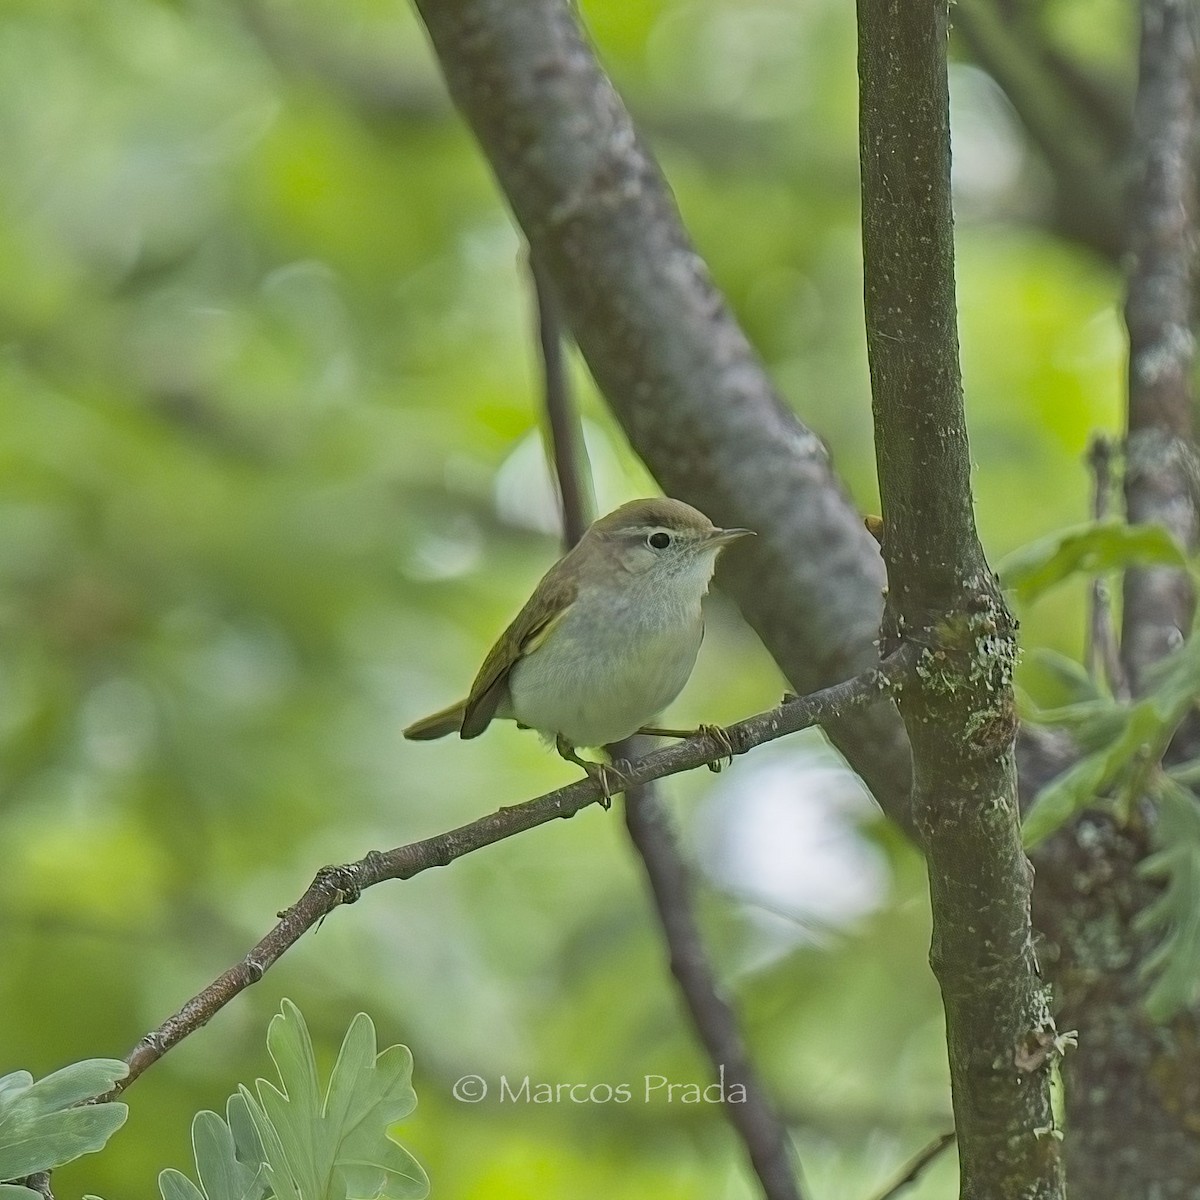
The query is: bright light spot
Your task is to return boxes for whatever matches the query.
[696,739,890,942]
[81,677,157,770]
[949,65,1028,215]
[492,422,635,533]
[406,515,484,581]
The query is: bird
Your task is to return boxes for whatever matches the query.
[403,497,753,798]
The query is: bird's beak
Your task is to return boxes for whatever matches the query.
[706,527,755,547]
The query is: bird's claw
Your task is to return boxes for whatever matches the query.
[582,759,628,809]
[698,723,734,772]
[556,734,625,809]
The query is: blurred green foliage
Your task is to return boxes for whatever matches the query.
[0,0,1130,1197]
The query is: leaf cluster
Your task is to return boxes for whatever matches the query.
[1137,779,1200,1020]
[160,1001,428,1200]
[1009,520,1200,1019]
[0,1060,128,1198]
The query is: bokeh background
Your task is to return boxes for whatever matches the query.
[0,0,1131,1196]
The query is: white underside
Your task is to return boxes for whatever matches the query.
[498,569,709,748]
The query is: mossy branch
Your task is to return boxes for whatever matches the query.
[857,0,1065,1195]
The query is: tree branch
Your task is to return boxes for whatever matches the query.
[857,1,1064,1196]
[105,650,915,1098]
[530,254,594,544]
[868,1131,956,1200]
[409,0,914,832]
[1120,0,1199,696]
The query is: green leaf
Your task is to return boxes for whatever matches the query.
[999,520,1187,602]
[1136,781,1200,1021]
[238,1087,300,1200]
[1022,702,1164,847]
[1018,695,1129,751]
[0,1077,33,1114]
[0,1186,40,1199]
[225,1094,264,1171]
[0,1060,128,1180]
[194,1111,266,1200]
[246,1001,427,1200]
[158,1098,268,1200]
[329,1040,425,1200]
[11,1061,128,1118]
[1022,632,1200,845]
[159,1171,207,1200]
[1020,647,1104,710]
[257,1002,323,1198]
[1141,630,1200,723]
[322,1014,378,1139]
[1167,758,1200,788]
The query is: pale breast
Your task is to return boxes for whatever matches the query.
[503,589,704,748]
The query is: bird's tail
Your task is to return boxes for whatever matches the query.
[403,700,467,740]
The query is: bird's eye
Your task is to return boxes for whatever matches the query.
[648,531,672,549]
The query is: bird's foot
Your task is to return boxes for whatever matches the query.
[636,723,734,772]
[556,735,626,809]
[697,723,734,772]
[582,758,631,809]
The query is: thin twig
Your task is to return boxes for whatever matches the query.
[103,647,916,1100]
[530,252,593,544]
[868,1132,956,1200]
[1084,437,1128,698]
[530,258,804,1200]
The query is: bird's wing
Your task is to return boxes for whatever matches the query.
[459,563,578,739]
